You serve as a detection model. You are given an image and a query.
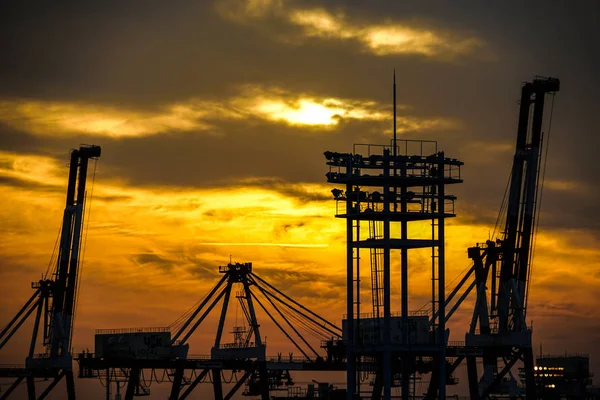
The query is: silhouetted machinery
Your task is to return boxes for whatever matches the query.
[77,262,346,400]
[322,76,559,400]
[0,145,101,399]
[0,76,561,400]
[435,77,560,399]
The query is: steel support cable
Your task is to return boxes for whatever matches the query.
[250,276,322,335]
[97,371,108,388]
[169,289,211,332]
[173,290,214,327]
[152,368,167,384]
[141,368,148,387]
[525,93,556,318]
[166,368,175,383]
[169,291,211,331]
[256,282,333,340]
[141,368,155,388]
[171,275,226,334]
[492,172,513,240]
[252,281,320,358]
[250,272,342,332]
[276,294,329,340]
[249,290,311,360]
[172,273,229,343]
[275,299,329,341]
[71,158,98,350]
[238,296,252,327]
[251,276,341,338]
[277,299,330,341]
[278,308,328,344]
[44,222,63,279]
[221,370,235,384]
[237,298,255,345]
[178,284,229,345]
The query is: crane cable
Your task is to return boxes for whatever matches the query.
[44,222,62,279]
[71,157,98,348]
[524,93,556,318]
[167,290,210,333]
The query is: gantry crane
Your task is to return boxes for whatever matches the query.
[434,77,560,399]
[0,145,101,399]
[77,261,346,400]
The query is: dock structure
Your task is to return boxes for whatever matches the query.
[325,140,463,399]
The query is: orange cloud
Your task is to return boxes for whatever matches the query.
[0,86,453,137]
[289,9,483,58]
[217,1,486,60]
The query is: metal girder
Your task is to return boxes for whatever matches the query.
[124,367,140,400]
[178,369,210,400]
[0,289,40,347]
[169,366,185,400]
[212,368,223,400]
[172,274,228,344]
[0,298,40,350]
[0,377,24,400]
[223,368,253,400]
[26,376,36,400]
[37,371,66,400]
[479,349,523,399]
[467,356,480,400]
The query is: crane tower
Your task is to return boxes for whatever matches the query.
[0,145,101,399]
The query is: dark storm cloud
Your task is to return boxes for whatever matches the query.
[186,257,221,279]
[73,117,397,188]
[1,1,598,237]
[0,175,58,192]
[134,252,173,271]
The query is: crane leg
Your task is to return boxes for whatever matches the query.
[467,356,480,400]
[523,348,536,400]
[212,368,223,400]
[26,376,36,400]
[0,377,24,400]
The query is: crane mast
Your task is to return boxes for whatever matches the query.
[0,145,101,400]
[497,77,559,334]
[48,145,101,359]
[462,77,559,399]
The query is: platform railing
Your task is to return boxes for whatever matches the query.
[95,327,170,335]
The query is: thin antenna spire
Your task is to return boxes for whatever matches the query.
[393,68,397,157]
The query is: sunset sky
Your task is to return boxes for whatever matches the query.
[1,1,599,398]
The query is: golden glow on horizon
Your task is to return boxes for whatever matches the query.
[1,150,598,362]
[247,95,388,127]
[254,99,345,126]
[236,86,454,129]
[196,242,329,247]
